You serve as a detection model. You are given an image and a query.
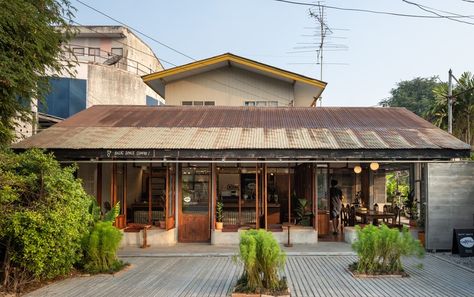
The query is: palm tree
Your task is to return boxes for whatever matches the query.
[428,72,474,145]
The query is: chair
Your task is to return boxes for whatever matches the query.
[340,205,348,227]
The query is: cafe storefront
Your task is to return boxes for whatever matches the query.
[13,105,471,246]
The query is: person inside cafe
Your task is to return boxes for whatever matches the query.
[330,179,343,235]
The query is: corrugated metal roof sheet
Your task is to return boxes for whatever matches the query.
[13,105,471,151]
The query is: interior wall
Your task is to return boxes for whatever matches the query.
[78,163,97,197]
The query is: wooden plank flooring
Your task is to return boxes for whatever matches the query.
[27,255,474,297]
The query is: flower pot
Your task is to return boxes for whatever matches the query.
[159,220,166,229]
[216,222,223,230]
[409,219,417,227]
[418,231,425,247]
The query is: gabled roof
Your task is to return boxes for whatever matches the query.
[142,53,327,98]
[13,105,471,159]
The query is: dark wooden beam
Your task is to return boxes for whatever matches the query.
[49,148,470,161]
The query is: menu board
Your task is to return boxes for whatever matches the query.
[452,229,474,257]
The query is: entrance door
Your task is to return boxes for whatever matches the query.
[178,165,210,242]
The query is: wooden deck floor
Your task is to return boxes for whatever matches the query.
[26,255,474,297]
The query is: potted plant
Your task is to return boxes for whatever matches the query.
[294,198,313,226]
[216,201,224,230]
[417,203,426,247]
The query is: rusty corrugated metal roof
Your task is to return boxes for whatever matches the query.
[13,105,471,151]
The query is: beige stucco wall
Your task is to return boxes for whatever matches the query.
[87,64,149,106]
[165,67,295,106]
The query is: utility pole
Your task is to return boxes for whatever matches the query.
[448,69,453,134]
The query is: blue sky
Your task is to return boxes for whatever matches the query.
[73,0,474,107]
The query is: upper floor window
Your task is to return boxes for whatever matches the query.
[245,101,278,107]
[111,48,123,57]
[88,47,100,56]
[182,101,215,106]
[72,47,84,56]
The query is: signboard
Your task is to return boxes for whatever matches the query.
[100,150,154,159]
[452,229,474,257]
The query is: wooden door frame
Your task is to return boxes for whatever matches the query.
[178,164,211,242]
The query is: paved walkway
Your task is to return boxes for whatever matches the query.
[118,242,355,257]
[27,254,474,297]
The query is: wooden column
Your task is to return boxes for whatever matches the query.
[97,163,102,209]
[148,162,152,225]
[312,164,317,230]
[238,166,242,226]
[111,163,117,206]
[212,163,217,231]
[288,163,291,224]
[256,163,259,229]
[165,163,169,230]
[263,163,268,230]
[123,164,127,227]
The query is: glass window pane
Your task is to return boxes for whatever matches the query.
[73,48,84,56]
[204,101,215,106]
[111,47,123,56]
[182,167,209,214]
[245,101,255,106]
[182,101,192,106]
[193,101,204,106]
[268,101,278,107]
[256,101,267,106]
[88,48,100,56]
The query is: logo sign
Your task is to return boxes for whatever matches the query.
[452,229,474,257]
[183,197,191,203]
[460,237,474,248]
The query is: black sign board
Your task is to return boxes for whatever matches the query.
[452,229,474,257]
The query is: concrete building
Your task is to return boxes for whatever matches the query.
[16,26,164,141]
[142,53,326,107]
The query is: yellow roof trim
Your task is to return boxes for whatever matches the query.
[142,53,327,89]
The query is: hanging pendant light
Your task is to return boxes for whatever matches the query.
[353,165,362,174]
[370,162,379,171]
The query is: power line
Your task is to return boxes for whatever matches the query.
[69,20,177,67]
[273,0,474,20]
[402,0,474,26]
[74,0,195,61]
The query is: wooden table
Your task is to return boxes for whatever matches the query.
[355,210,396,225]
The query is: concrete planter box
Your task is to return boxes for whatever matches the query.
[212,227,317,245]
[120,228,176,248]
[232,288,290,297]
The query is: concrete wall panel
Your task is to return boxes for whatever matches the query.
[426,162,474,250]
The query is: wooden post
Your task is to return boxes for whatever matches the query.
[165,163,169,230]
[264,164,268,230]
[112,163,117,206]
[97,163,102,209]
[256,163,259,229]
[288,163,291,224]
[312,164,317,230]
[123,164,127,227]
[148,162,152,225]
[212,163,217,231]
[238,166,242,226]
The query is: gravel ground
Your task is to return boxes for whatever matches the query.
[434,252,474,270]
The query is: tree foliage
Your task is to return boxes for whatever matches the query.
[0,0,76,146]
[381,74,474,146]
[429,72,474,145]
[380,77,441,117]
[0,149,93,293]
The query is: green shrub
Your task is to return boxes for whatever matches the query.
[0,149,93,292]
[82,203,124,274]
[351,224,424,274]
[234,229,287,294]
